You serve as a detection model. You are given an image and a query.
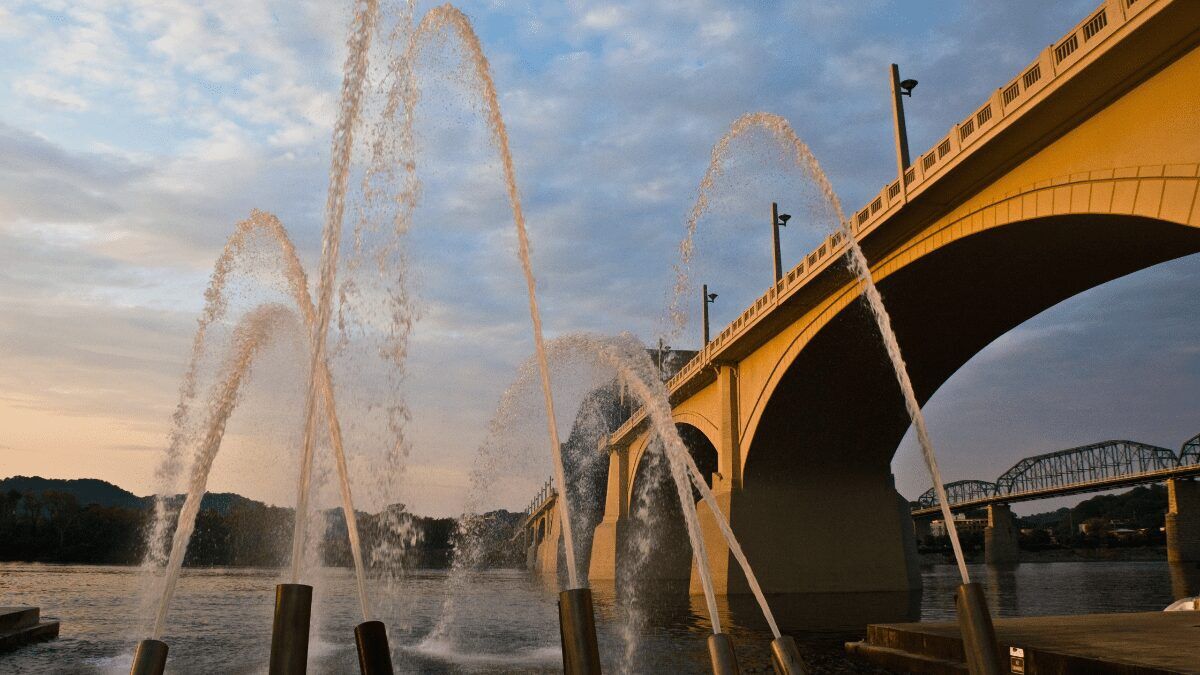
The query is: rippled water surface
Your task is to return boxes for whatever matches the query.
[0,560,1189,673]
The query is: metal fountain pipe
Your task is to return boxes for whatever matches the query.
[354,620,394,675]
[558,588,601,674]
[129,638,168,675]
[269,583,313,675]
[769,635,807,675]
[956,583,1003,675]
[707,633,740,675]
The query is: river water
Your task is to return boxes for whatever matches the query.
[0,560,1192,673]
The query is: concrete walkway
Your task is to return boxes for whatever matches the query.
[847,611,1199,674]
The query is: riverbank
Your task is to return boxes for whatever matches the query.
[920,545,1166,565]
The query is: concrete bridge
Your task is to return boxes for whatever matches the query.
[516,478,562,576]
[585,0,1200,602]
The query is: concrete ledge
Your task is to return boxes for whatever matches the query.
[847,612,1200,675]
[845,640,966,675]
[0,607,61,653]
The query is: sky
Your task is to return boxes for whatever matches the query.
[0,0,1196,517]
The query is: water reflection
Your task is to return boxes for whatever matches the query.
[983,564,1019,615]
[0,561,1186,673]
[923,561,1179,620]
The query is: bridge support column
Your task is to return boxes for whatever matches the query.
[913,516,933,541]
[1166,478,1200,563]
[691,364,742,596]
[535,507,561,580]
[588,446,629,582]
[984,504,1019,565]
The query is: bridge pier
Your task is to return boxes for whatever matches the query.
[588,447,629,583]
[984,503,1019,565]
[1166,478,1200,563]
[522,504,561,582]
[689,469,922,598]
[913,516,933,541]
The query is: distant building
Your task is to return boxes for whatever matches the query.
[931,513,986,537]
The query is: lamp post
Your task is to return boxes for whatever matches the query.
[771,202,792,283]
[889,64,918,184]
[702,284,718,345]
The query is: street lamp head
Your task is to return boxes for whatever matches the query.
[777,213,791,226]
[899,78,918,96]
[707,292,718,302]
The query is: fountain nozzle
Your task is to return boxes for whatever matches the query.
[707,632,740,675]
[955,582,1003,675]
[769,635,806,675]
[129,638,168,675]
[354,620,394,674]
[558,587,601,674]
[269,583,312,675]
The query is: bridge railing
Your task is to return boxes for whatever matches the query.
[611,0,1158,447]
[520,476,556,529]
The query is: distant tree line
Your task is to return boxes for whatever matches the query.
[919,484,1168,554]
[0,487,523,568]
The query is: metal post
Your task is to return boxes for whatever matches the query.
[558,588,601,674]
[955,582,1003,675]
[129,638,168,675]
[354,620,394,675]
[889,64,911,181]
[269,583,313,675]
[771,202,783,283]
[769,635,807,675]
[707,633,740,675]
[702,284,711,345]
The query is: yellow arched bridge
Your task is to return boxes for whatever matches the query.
[577,0,1200,604]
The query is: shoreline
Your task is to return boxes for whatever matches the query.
[920,546,1167,565]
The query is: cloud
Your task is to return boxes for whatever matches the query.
[0,0,1195,519]
[13,78,91,111]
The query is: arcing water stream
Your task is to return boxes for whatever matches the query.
[138,1,874,664]
[142,0,590,643]
[677,111,972,584]
[289,0,378,613]
[150,304,298,638]
[405,3,583,591]
[143,211,374,638]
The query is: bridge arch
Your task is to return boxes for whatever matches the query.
[626,412,720,504]
[620,423,718,587]
[728,203,1200,596]
[741,176,1200,480]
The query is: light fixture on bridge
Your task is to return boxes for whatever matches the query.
[899,78,918,96]
[771,202,792,283]
[702,284,718,346]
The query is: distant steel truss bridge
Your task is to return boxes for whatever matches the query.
[911,434,1200,517]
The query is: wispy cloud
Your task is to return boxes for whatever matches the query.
[0,0,1194,516]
